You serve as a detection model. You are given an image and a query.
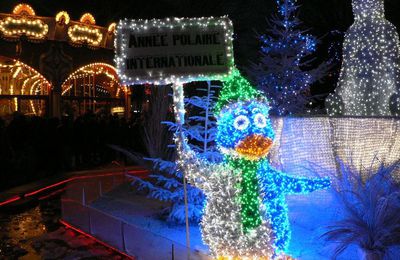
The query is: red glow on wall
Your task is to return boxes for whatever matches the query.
[25,170,148,197]
[60,219,135,259]
[25,179,71,197]
[38,187,66,201]
[0,169,148,207]
[0,195,21,206]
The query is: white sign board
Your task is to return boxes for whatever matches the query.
[115,16,234,85]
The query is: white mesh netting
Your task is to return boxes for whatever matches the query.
[270,117,400,180]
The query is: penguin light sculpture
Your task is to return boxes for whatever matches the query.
[173,69,331,259]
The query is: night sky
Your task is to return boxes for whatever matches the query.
[1,0,400,95]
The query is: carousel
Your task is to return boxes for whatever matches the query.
[0,4,129,118]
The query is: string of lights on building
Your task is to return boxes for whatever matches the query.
[61,63,125,98]
[0,4,115,48]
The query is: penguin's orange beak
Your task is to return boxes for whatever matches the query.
[235,134,273,160]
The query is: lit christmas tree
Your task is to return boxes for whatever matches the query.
[251,0,330,116]
[326,0,400,116]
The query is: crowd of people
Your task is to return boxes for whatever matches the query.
[0,112,144,191]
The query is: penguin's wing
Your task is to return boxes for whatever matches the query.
[258,161,330,195]
[176,138,220,189]
[280,172,331,195]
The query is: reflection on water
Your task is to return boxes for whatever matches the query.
[0,198,60,259]
[0,196,123,259]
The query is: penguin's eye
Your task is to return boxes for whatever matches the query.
[233,115,250,131]
[254,113,267,128]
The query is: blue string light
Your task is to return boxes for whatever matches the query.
[216,99,331,254]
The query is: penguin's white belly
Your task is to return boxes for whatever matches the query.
[200,167,275,258]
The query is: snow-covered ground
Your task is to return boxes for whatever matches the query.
[90,184,358,260]
[90,183,210,259]
[286,191,358,260]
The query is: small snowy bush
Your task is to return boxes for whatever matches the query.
[130,158,205,224]
[323,160,400,260]
[127,83,222,224]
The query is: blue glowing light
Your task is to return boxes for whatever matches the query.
[216,100,275,151]
[259,162,331,253]
[216,99,331,254]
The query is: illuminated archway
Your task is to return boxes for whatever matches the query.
[0,56,51,116]
[61,63,127,117]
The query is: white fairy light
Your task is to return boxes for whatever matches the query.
[234,115,251,131]
[254,113,268,129]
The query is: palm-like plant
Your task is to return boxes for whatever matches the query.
[323,160,400,260]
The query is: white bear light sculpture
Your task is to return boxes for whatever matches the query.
[327,0,400,116]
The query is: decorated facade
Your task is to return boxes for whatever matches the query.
[0,4,129,118]
[0,4,115,48]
